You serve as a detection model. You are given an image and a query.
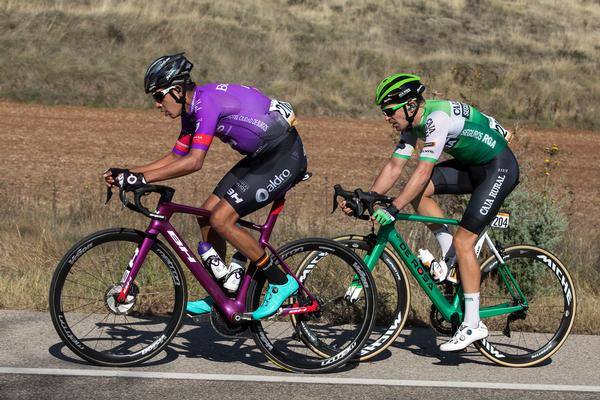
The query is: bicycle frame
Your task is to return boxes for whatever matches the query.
[362,213,529,323]
[114,197,318,323]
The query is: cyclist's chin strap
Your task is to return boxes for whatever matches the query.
[169,85,189,117]
[402,98,422,130]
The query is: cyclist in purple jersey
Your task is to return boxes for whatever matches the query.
[103,53,307,319]
[174,83,293,156]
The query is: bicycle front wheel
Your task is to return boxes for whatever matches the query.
[248,238,376,373]
[49,228,187,366]
[333,234,410,361]
[475,245,576,367]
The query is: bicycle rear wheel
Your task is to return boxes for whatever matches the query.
[475,245,576,367]
[49,228,187,366]
[248,238,376,373]
[332,235,410,361]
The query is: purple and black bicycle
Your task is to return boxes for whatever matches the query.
[49,183,376,372]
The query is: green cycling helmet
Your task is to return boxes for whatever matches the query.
[375,73,425,108]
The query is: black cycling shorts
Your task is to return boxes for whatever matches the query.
[213,128,308,217]
[431,147,519,234]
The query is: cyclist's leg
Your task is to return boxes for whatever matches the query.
[188,162,251,315]
[413,160,474,260]
[211,132,308,318]
[441,148,519,351]
[208,156,257,257]
[198,194,226,257]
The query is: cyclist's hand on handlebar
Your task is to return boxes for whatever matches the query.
[115,171,147,191]
[372,204,399,226]
[339,200,356,216]
[103,167,129,188]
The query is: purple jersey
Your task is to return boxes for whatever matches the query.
[173,84,292,156]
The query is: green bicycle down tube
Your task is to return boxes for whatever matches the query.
[384,225,459,322]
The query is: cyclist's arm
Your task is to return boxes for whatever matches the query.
[130,152,181,174]
[142,148,207,183]
[140,130,215,183]
[129,111,202,175]
[390,160,435,210]
[141,94,220,183]
[370,156,408,194]
[370,131,416,194]
[391,111,450,210]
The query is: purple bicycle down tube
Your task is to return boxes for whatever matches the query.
[160,222,248,319]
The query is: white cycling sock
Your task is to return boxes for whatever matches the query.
[432,225,455,259]
[464,292,480,328]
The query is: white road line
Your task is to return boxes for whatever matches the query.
[1,367,599,393]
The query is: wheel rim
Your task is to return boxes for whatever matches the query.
[334,237,410,360]
[250,240,375,371]
[476,246,575,365]
[52,233,184,363]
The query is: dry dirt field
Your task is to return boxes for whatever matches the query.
[1,100,598,226]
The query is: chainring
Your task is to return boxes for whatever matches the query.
[209,307,249,338]
[429,289,457,335]
[429,304,454,335]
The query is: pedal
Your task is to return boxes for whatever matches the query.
[240,313,254,321]
[188,313,208,324]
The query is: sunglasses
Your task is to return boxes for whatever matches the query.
[381,103,405,117]
[151,86,175,103]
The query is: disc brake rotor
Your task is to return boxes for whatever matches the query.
[104,283,138,315]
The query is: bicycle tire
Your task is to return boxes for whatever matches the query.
[248,238,376,373]
[474,245,576,367]
[49,228,187,366]
[330,235,410,361]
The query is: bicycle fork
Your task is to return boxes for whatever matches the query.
[116,236,156,304]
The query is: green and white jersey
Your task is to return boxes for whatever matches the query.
[392,100,510,165]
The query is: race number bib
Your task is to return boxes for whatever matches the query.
[270,99,297,126]
[491,212,510,229]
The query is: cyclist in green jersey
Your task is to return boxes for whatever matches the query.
[342,73,519,351]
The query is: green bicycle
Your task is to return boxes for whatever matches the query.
[295,185,576,367]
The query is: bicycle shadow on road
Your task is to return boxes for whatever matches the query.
[48,316,361,372]
[174,317,360,373]
[48,341,182,367]
[47,316,274,370]
[171,316,278,371]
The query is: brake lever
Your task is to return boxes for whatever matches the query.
[105,187,113,205]
[118,186,128,208]
[355,188,376,216]
[332,184,357,214]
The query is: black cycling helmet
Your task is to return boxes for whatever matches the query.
[144,53,194,94]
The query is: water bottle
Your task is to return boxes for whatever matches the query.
[198,242,228,280]
[417,248,449,283]
[417,249,435,268]
[223,251,247,293]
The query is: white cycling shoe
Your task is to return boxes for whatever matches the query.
[440,321,488,352]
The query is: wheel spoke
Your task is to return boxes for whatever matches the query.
[50,231,184,365]
[476,246,575,366]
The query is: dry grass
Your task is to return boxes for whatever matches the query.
[1,0,599,127]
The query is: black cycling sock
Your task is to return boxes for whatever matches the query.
[254,253,287,285]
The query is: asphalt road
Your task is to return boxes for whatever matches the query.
[1,310,598,400]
